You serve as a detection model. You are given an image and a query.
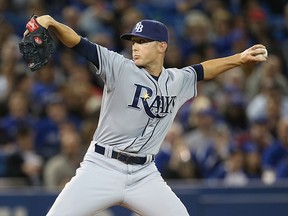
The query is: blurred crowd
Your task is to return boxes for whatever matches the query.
[0,0,288,188]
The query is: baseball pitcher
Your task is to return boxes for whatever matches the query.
[19,15,268,216]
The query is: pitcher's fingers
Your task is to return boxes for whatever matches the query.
[24,29,29,37]
[251,44,266,50]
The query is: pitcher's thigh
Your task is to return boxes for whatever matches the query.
[46,161,124,216]
[124,173,189,216]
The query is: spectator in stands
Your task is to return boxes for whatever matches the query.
[156,121,196,179]
[164,43,184,68]
[30,63,64,116]
[12,73,34,100]
[275,158,288,179]
[246,54,288,100]
[200,123,234,178]
[244,0,272,47]
[184,101,226,178]
[61,64,102,119]
[262,118,288,184]
[243,143,262,179]
[280,2,288,76]
[81,95,102,149]
[0,91,37,142]
[0,36,23,99]
[43,129,84,189]
[211,7,235,57]
[180,10,214,64]
[26,0,46,19]
[5,126,43,186]
[108,0,136,51]
[246,78,288,133]
[217,83,249,138]
[209,148,248,186]
[184,96,218,152]
[61,5,85,37]
[243,117,274,154]
[78,0,114,38]
[34,94,81,160]
[118,7,144,58]
[0,128,12,177]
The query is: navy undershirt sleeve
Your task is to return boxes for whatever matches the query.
[71,37,99,68]
[191,64,204,81]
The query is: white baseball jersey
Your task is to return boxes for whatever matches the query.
[47,38,200,216]
[84,44,198,160]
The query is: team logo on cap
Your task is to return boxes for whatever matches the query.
[134,22,143,33]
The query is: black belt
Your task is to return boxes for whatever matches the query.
[94,144,154,165]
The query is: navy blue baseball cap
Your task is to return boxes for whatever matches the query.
[120,20,169,43]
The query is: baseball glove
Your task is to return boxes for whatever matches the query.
[19,15,56,71]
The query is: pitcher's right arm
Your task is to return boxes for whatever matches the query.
[33,15,101,68]
[35,15,81,48]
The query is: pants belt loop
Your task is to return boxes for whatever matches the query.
[144,155,153,164]
[104,146,113,158]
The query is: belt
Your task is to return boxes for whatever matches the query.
[94,144,154,165]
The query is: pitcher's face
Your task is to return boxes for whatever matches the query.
[131,37,160,67]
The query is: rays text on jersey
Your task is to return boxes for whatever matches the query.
[128,84,176,118]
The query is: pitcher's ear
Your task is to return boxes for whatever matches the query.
[158,41,168,53]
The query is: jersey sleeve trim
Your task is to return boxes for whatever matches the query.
[96,45,103,75]
[191,64,204,81]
